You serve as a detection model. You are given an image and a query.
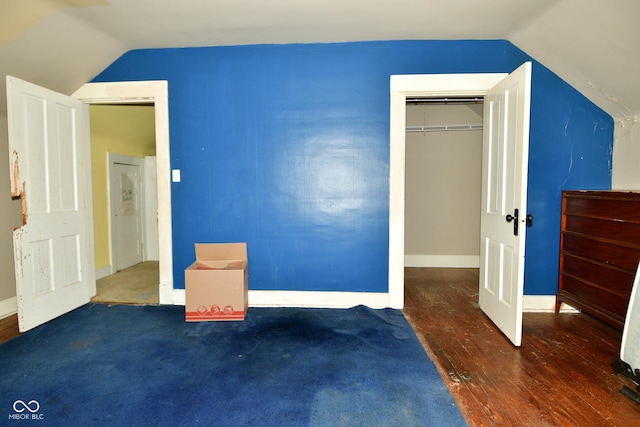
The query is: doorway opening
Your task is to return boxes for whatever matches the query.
[404,97,484,270]
[94,148,159,305]
[388,72,507,308]
[390,64,532,346]
[73,80,174,305]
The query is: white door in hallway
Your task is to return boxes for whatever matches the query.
[109,154,144,271]
[478,62,532,347]
[6,76,96,332]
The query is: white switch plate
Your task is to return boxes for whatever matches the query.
[172,169,181,182]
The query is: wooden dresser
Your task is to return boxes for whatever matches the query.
[556,190,640,330]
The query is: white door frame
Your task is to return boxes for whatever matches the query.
[388,73,507,309]
[73,81,174,304]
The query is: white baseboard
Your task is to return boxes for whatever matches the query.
[95,265,113,280]
[405,255,480,268]
[171,289,391,309]
[170,288,576,313]
[248,290,390,308]
[0,296,17,319]
[172,289,185,305]
[523,295,579,313]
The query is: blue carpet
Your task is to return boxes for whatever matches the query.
[1,304,467,426]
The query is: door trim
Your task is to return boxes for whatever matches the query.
[388,73,507,309]
[73,81,174,304]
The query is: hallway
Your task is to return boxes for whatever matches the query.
[91,261,159,305]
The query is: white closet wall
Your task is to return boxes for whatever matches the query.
[404,103,483,268]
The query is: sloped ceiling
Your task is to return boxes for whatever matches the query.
[1,0,639,122]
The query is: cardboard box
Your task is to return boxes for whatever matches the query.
[185,243,248,321]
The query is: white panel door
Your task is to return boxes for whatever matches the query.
[109,155,144,271]
[620,262,640,368]
[479,62,532,347]
[6,76,95,332]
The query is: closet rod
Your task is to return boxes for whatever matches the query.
[406,97,483,105]
[406,124,483,133]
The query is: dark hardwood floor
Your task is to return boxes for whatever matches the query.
[0,313,19,345]
[2,268,640,425]
[403,267,640,426]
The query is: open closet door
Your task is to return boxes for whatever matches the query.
[7,76,96,332]
[478,62,532,347]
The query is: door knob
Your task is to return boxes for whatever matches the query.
[505,208,519,236]
[526,214,534,227]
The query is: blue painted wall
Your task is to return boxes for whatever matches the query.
[94,40,613,295]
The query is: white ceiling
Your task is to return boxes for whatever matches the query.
[1,0,639,122]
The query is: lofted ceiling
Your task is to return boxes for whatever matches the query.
[1,0,639,123]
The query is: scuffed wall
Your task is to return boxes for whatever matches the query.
[612,117,640,190]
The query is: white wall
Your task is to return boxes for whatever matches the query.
[612,119,640,190]
[404,103,483,268]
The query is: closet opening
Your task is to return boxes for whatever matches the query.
[404,97,485,270]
